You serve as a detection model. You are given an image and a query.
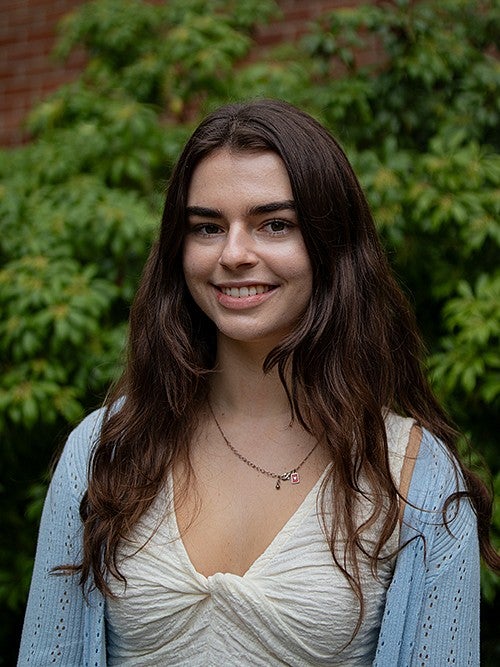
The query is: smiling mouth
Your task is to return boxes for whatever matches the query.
[218,285,275,298]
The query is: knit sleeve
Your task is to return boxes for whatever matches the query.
[17,409,107,667]
[374,429,480,666]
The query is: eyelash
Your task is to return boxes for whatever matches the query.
[189,220,294,237]
[191,224,222,236]
[262,219,294,235]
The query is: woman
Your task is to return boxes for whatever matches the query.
[18,99,498,666]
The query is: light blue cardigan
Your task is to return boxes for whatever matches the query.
[18,409,480,666]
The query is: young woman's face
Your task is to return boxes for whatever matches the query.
[183,149,312,350]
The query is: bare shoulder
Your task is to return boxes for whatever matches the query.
[401,426,472,527]
[398,423,422,521]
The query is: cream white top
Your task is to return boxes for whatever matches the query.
[106,413,413,666]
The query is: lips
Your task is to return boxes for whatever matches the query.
[213,283,278,309]
[219,285,273,298]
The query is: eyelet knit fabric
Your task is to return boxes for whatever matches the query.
[374,430,480,667]
[17,408,480,666]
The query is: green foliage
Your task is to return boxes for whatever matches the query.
[430,274,500,405]
[1,0,499,662]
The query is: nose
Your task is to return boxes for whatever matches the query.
[218,225,258,270]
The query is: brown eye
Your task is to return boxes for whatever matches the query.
[264,220,292,234]
[193,224,223,236]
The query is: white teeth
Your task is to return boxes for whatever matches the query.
[221,285,271,298]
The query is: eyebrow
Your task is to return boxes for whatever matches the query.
[186,200,296,219]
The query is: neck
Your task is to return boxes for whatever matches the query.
[210,336,292,419]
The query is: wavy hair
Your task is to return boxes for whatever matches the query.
[76,100,498,609]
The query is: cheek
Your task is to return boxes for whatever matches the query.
[182,244,206,285]
[182,242,195,277]
[182,251,215,313]
[292,258,313,309]
[181,253,200,303]
[284,246,313,289]
[182,239,217,276]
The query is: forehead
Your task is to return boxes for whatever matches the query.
[187,149,292,205]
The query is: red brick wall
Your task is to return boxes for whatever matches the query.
[1,0,380,147]
[1,0,86,146]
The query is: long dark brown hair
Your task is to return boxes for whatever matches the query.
[76,99,499,605]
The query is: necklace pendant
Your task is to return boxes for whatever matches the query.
[275,479,281,490]
[290,471,300,484]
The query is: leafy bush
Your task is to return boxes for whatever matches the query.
[1,0,498,662]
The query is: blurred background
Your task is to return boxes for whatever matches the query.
[1,0,498,663]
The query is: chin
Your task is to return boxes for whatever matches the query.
[217,326,293,349]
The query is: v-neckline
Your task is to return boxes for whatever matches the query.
[170,464,332,581]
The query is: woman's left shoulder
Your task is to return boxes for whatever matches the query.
[384,411,464,506]
[409,428,465,507]
[402,427,479,557]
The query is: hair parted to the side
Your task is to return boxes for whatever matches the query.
[74,99,499,608]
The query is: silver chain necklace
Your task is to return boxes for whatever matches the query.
[208,402,318,490]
